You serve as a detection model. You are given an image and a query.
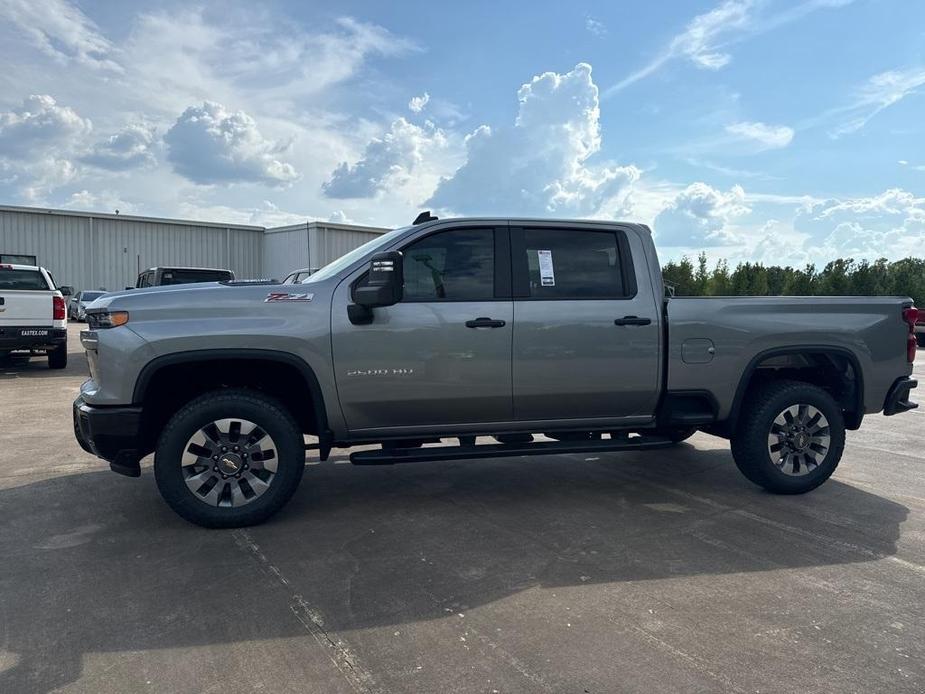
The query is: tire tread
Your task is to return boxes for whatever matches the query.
[731,379,845,494]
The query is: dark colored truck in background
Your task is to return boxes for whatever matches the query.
[134,266,234,289]
[73,217,919,527]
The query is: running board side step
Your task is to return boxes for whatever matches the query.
[350,435,675,465]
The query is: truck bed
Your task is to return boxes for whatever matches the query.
[666,296,914,420]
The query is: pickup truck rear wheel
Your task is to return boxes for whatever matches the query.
[48,343,67,369]
[154,389,305,528]
[731,380,845,494]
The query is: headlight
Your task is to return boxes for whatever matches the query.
[86,310,129,328]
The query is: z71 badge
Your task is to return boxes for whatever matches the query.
[265,292,313,303]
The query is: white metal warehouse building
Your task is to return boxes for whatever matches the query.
[0,205,387,292]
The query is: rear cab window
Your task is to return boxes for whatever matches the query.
[0,267,51,291]
[159,269,233,285]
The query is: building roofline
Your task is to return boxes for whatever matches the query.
[265,220,390,234]
[0,204,265,231]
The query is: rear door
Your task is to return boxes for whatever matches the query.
[510,225,660,422]
[0,266,52,327]
[332,224,513,433]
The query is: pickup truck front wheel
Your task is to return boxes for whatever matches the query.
[154,389,306,528]
[731,380,845,494]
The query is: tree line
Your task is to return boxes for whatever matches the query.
[662,254,925,306]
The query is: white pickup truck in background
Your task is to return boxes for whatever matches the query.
[0,264,68,369]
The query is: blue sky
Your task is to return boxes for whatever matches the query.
[0,0,923,265]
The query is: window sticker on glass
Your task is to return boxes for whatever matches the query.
[537,250,555,287]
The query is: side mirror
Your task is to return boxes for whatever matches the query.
[349,251,403,324]
[355,251,403,307]
[59,285,73,297]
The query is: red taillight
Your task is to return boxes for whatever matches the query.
[903,306,918,362]
[53,295,66,321]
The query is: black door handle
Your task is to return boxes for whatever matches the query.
[614,316,652,326]
[466,317,506,328]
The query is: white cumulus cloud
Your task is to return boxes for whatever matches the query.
[725,121,794,150]
[653,182,750,246]
[164,102,298,185]
[0,94,92,158]
[428,63,639,217]
[81,123,156,171]
[794,189,925,258]
[324,118,449,199]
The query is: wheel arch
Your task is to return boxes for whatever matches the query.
[133,349,332,457]
[727,346,864,432]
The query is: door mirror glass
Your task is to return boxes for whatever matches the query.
[354,251,403,308]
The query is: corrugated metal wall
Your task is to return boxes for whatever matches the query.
[0,209,91,288]
[0,208,263,292]
[309,225,385,268]
[1,207,387,291]
[263,222,386,280]
[262,225,311,279]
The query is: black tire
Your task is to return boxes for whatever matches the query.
[917,333,925,348]
[48,343,68,369]
[731,380,845,494]
[154,389,306,528]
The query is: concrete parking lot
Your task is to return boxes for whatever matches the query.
[1,324,924,693]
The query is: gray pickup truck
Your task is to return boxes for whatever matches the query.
[73,217,919,527]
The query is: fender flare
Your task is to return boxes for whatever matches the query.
[727,345,865,430]
[133,348,332,454]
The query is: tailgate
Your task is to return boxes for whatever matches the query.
[0,290,53,326]
[0,267,54,326]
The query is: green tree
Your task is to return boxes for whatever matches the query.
[662,256,697,295]
[663,256,925,302]
[783,264,816,295]
[695,252,710,296]
[708,259,732,295]
[730,262,769,295]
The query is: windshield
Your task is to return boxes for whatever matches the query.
[302,227,408,283]
[81,291,105,301]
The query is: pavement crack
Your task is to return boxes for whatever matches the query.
[232,529,381,694]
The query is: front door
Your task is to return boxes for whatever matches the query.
[511,225,661,422]
[332,225,513,434]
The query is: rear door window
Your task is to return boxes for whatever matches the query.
[0,268,50,290]
[514,228,633,299]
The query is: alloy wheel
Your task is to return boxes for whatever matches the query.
[181,418,278,507]
[767,404,831,476]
